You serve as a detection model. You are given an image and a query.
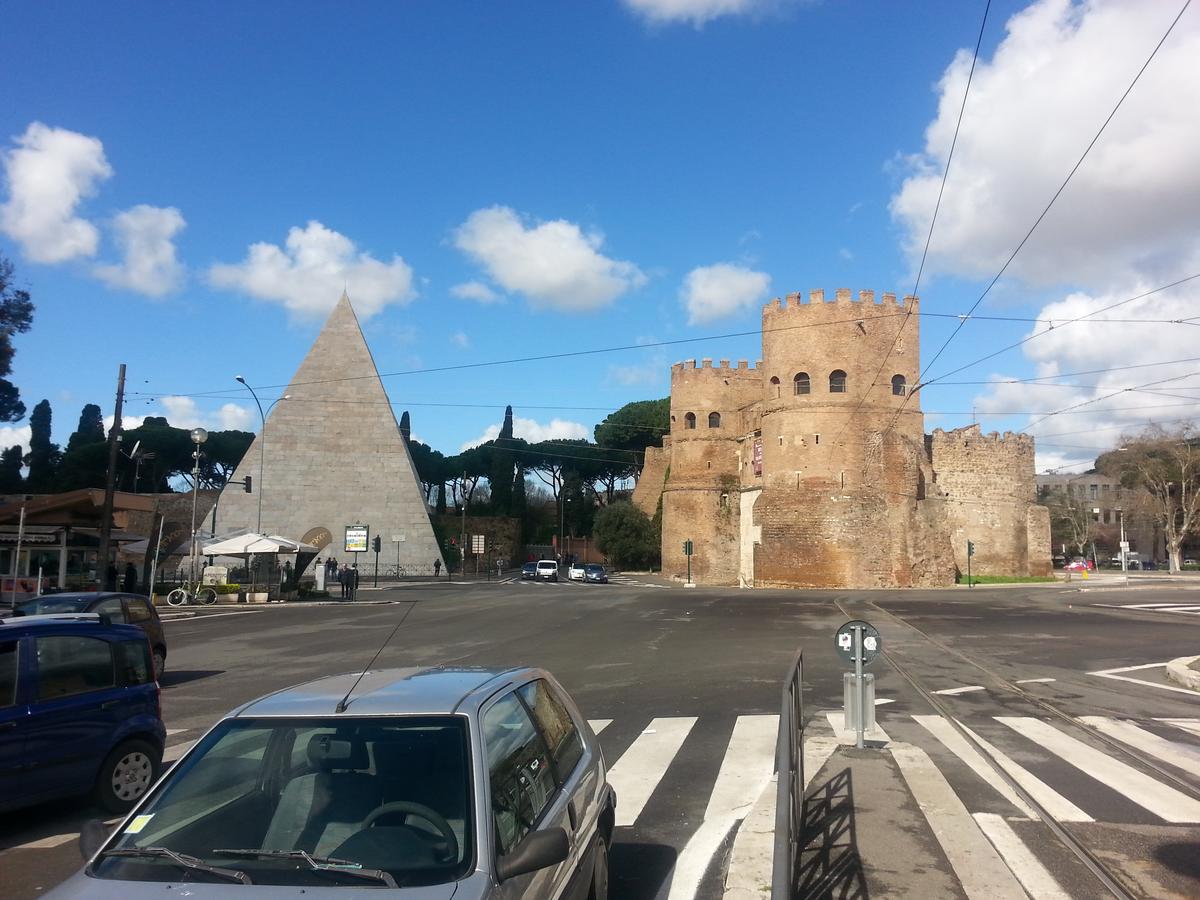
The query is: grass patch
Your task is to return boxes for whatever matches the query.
[958,575,1058,585]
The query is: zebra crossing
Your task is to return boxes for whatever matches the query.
[498,573,669,589]
[1093,601,1200,616]
[583,709,1200,899]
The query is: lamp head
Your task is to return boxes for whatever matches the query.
[190,427,209,444]
[235,375,246,384]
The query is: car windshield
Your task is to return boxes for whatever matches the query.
[15,596,91,614]
[586,565,603,572]
[91,716,473,887]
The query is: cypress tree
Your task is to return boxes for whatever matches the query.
[489,405,516,514]
[0,445,23,492]
[24,399,60,492]
[399,410,411,445]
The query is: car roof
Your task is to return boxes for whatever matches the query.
[229,665,533,718]
[17,592,144,606]
[0,614,144,637]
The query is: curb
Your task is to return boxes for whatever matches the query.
[1164,655,1200,692]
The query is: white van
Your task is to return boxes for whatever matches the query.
[535,560,559,581]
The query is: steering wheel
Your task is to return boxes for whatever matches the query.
[361,801,459,863]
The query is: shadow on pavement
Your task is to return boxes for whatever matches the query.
[795,767,868,899]
[159,669,223,687]
[609,840,677,899]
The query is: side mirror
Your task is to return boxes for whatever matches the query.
[79,818,111,860]
[495,827,569,882]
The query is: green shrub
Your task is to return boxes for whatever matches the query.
[594,501,659,570]
[958,574,1057,585]
[211,583,241,594]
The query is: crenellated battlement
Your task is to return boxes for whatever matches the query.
[930,424,1035,454]
[764,288,917,315]
[670,358,764,376]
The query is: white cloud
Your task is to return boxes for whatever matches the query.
[0,424,32,454]
[453,206,645,312]
[450,280,503,304]
[209,220,416,319]
[93,204,186,296]
[0,122,112,263]
[970,283,1200,451]
[890,0,1200,290]
[450,331,471,349]
[460,416,590,452]
[838,247,853,261]
[622,0,791,27]
[608,359,668,386]
[680,262,770,324]
[156,396,254,432]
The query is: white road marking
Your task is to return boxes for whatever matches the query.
[162,741,195,763]
[996,717,1200,823]
[824,710,891,745]
[933,685,987,696]
[6,832,79,851]
[588,719,612,735]
[891,744,1027,900]
[166,609,265,623]
[957,722,1092,822]
[1158,718,1200,740]
[1015,678,1056,684]
[1079,717,1200,777]
[1087,662,1200,697]
[165,728,188,736]
[973,812,1070,900]
[607,716,697,827]
[665,715,778,900]
[912,715,1037,818]
[875,698,895,705]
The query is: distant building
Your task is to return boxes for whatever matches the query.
[633,288,1052,588]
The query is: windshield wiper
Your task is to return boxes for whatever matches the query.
[214,848,397,887]
[101,847,252,884]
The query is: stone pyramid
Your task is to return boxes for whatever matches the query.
[215,294,444,572]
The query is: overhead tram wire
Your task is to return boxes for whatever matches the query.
[131,290,1196,403]
[879,0,1194,441]
[1022,369,1200,433]
[830,0,991,450]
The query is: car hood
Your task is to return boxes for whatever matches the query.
[44,871,465,899]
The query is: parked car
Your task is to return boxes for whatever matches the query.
[583,564,608,584]
[0,613,166,815]
[567,562,586,582]
[521,562,538,580]
[535,560,559,582]
[1064,558,1094,572]
[56,666,615,898]
[15,593,167,676]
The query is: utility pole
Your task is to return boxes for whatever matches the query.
[98,363,126,590]
[460,470,468,575]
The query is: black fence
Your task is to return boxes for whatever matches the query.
[773,648,805,898]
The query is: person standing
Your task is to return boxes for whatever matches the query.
[122,562,138,593]
[433,558,441,578]
[348,564,360,601]
[338,564,349,600]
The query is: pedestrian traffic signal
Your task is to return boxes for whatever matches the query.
[373,535,381,553]
[243,475,252,493]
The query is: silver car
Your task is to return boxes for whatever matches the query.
[50,666,615,899]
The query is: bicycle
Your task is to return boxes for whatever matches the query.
[166,581,218,606]
[385,564,408,578]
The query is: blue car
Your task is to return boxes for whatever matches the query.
[0,613,166,814]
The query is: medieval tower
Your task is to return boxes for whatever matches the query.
[638,288,1050,588]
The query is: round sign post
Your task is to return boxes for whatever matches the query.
[835,620,883,748]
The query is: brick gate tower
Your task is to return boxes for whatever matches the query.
[644,287,1048,588]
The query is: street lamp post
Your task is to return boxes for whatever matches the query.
[559,495,571,567]
[235,376,289,534]
[1118,507,1128,586]
[188,427,209,584]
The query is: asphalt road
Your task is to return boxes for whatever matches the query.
[2,572,1198,899]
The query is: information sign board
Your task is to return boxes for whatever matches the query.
[472,534,485,554]
[345,524,369,553]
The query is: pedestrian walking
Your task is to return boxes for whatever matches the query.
[339,564,350,600]
[122,562,138,592]
[433,558,441,578]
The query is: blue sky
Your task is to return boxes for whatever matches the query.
[2,0,1198,472]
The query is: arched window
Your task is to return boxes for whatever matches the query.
[829,369,847,393]
[708,412,721,428]
[770,376,780,399]
[684,412,696,430]
[794,372,811,395]
[891,374,906,396]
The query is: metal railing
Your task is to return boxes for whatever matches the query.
[773,649,805,899]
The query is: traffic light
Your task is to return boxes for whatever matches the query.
[373,535,381,553]
[243,475,252,493]
[967,540,975,557]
